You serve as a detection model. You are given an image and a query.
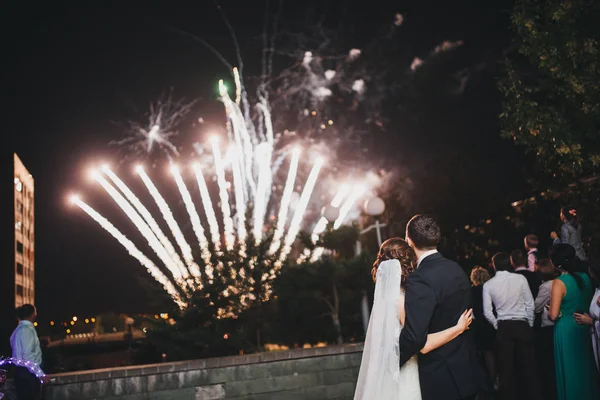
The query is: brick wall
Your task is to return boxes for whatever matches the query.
[44,343,363,399]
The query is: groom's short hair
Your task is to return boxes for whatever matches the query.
[406,214,440,250]
[492,252,512,272]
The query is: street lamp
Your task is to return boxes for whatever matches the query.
[363,196,386,245]
[323,204,340,224]
[357,196,386,335]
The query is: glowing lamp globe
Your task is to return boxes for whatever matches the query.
[364,196,385,217]
[323,204,340,222]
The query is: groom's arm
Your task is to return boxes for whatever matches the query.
[399,273,436,366]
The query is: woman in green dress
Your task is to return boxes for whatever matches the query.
[549,244,599,400]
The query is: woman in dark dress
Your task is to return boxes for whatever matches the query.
[470,266,497,388]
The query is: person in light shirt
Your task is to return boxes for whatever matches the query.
[483,252,539,400]
[524,234,540,272]
[10,304,44,400]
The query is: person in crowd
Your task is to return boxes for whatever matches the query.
[525,234,540,272]
[10,304,44,400]
[534,259,559,400]
[511,249,542,299]
[573,259,600,373]
[551,206,586,261]
[483,253,539,400]
[548,244,598,399]
[470,266,497,389]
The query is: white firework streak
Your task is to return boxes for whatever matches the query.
[252,143,272,243]
[93,171,184,282]
[279,158,323,262]
[228,148,247,243]
[102,166,190,279]
[269,148,300,255]
[73,197,185,307]
[301,184,352,263]
[192,163,222,251]
[313,184,351,237]
[334,185,367,229]
[171,165,211,270]
[211,138,235,250]
[233,67,242,105]
[220,80,256,197]
[136,167,204,280]
[256,101,274,145]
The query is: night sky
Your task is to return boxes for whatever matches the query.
[10,0,522,321]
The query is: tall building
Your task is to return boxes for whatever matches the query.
[13,154,35,307]
[1,153,35,356]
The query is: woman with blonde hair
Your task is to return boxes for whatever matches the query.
[470,266,497,389]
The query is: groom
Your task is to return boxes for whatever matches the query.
[400,214,484,400]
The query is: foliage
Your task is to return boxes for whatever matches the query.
[274,252,372,346]
[141,290,244,362]
[141,223,372,361]
[500,0,600,182]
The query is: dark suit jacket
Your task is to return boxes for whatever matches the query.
[513,268,541,299]
[399,252,485,400]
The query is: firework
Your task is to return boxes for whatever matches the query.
[72,67,376,308]
[111,94,195,158]
[70,195,185,307]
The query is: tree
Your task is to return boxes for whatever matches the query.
[500,0,600,183]
[276,224,371,345]
[274,252,372,346]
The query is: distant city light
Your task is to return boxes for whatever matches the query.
[70,321,75,326]
[91,318,96,323]
[50,321,54,326]
[85,319,89,324]
[66,329,71,334]
[72,316,78,322]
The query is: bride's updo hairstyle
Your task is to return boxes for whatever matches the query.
[372,237,417,286]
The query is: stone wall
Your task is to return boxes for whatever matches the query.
[44,343,363,399]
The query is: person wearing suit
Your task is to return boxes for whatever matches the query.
[511,249,542,299]
[399,214,485,400]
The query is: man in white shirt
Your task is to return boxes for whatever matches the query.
[10,304,44,400]
[483,253,539,400]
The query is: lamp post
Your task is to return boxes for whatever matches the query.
[323,204,340,227]
[358,196,386,334]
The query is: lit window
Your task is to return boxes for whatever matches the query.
[15,221,22,231]
[14,177,22,192]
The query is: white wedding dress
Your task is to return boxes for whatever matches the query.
[354,259,421,400]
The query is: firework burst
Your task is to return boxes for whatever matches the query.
[111,92,196,158]
[72,66,376,309]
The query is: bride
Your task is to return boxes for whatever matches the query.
[354,238,473,400]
